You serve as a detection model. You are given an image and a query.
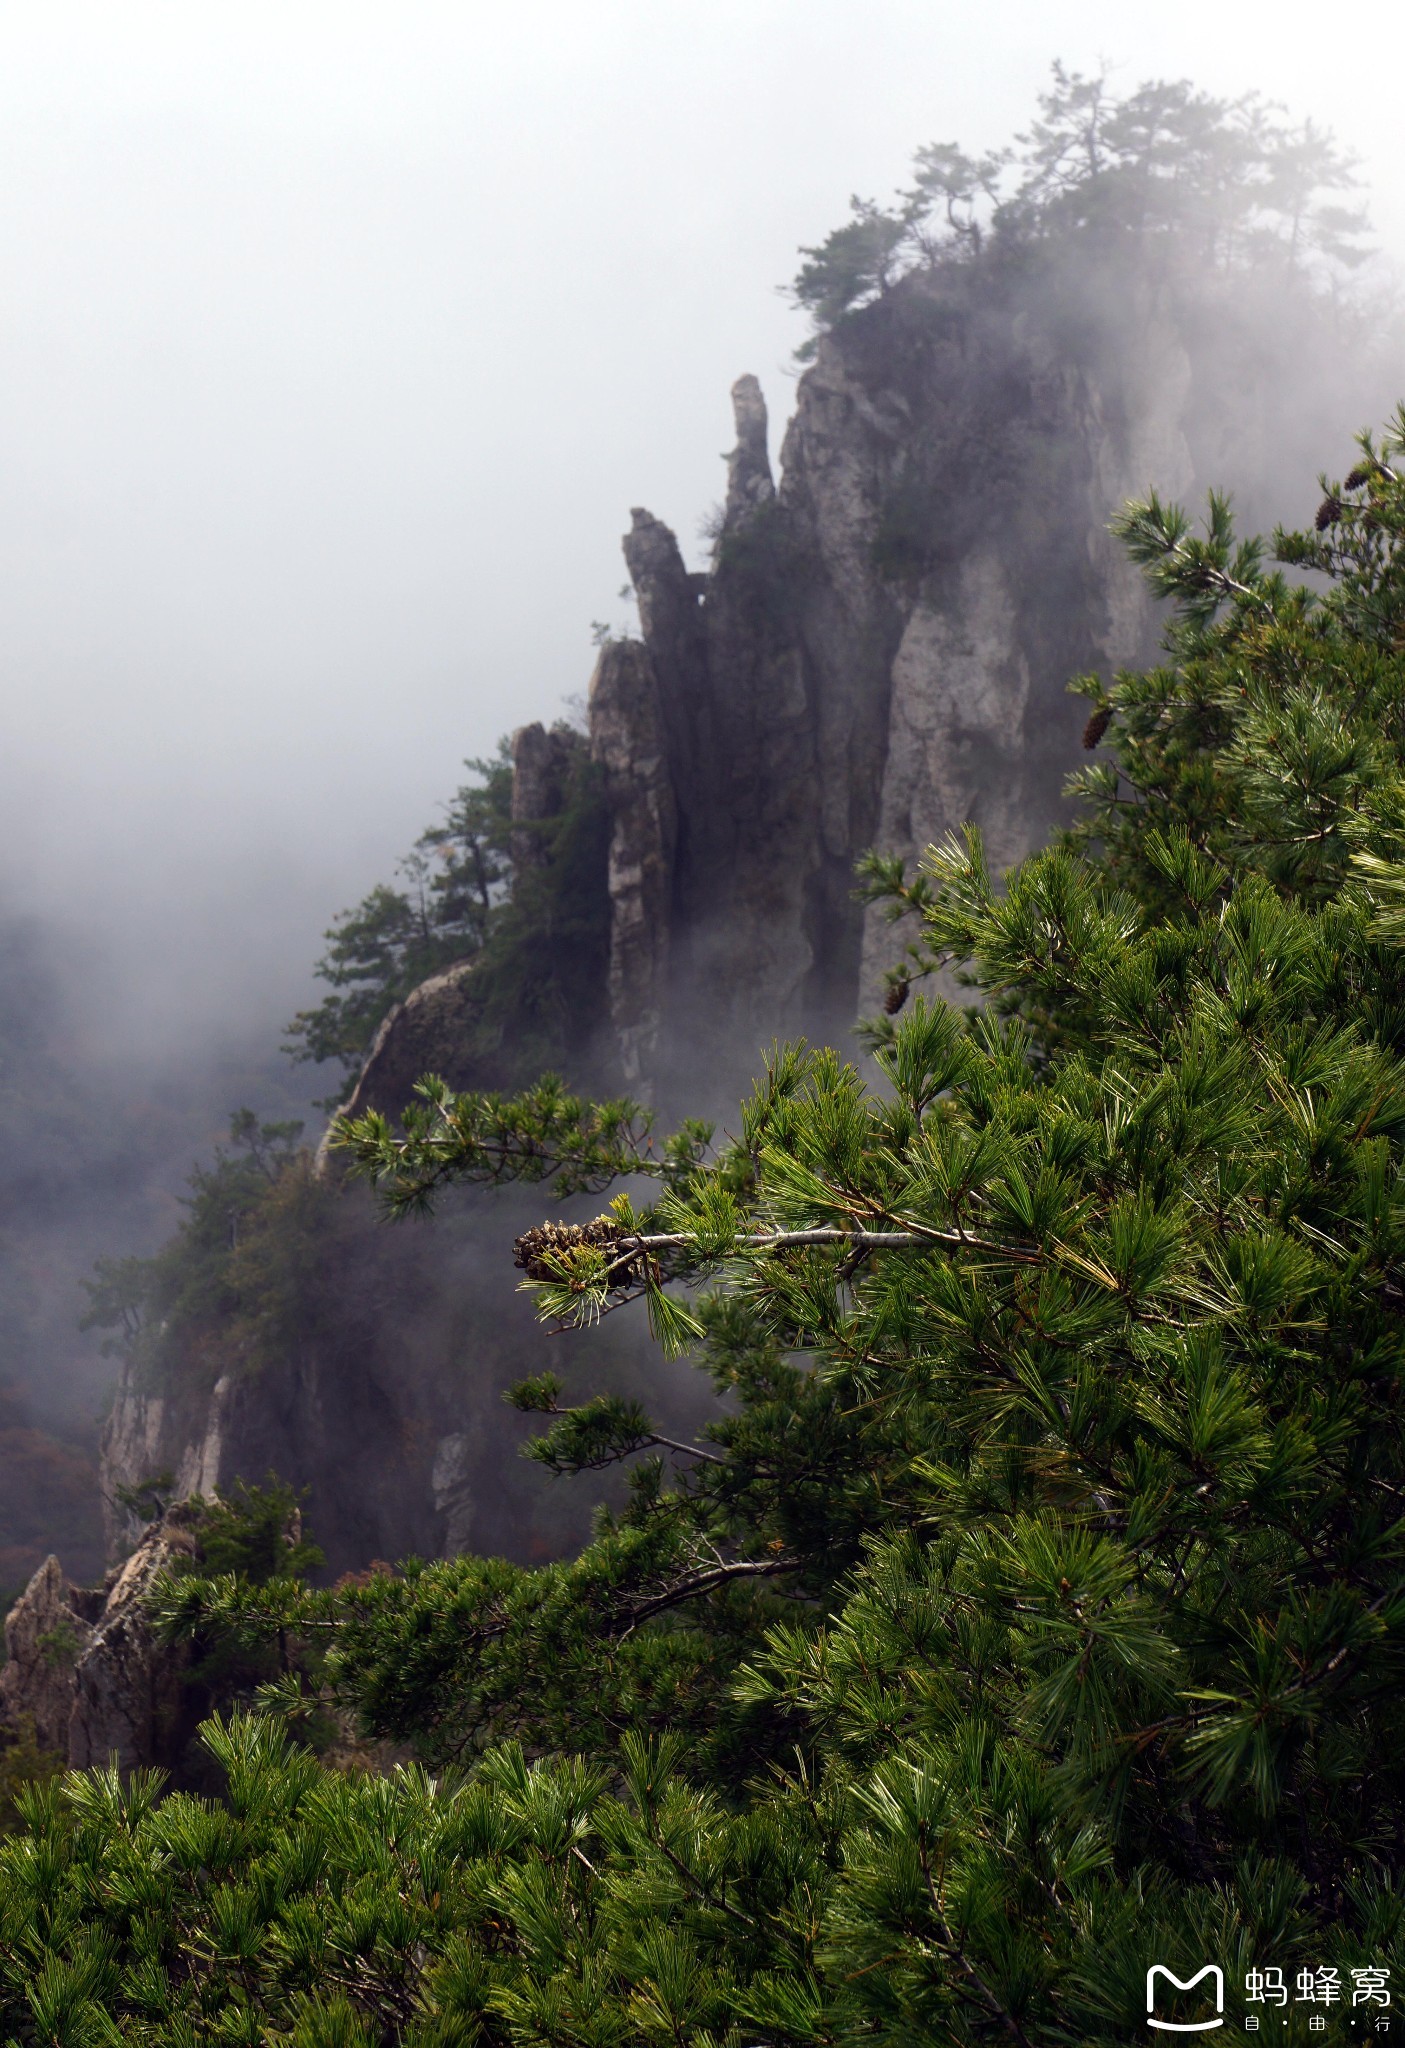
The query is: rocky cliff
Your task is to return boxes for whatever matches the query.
[0,1509,197,1772]
[588,256,1373,1104]
[285,252,1381,1126]
[93,1165,691,1575]
[92,245,1388,1575]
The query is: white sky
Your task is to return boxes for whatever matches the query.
[1,0,1401,1065]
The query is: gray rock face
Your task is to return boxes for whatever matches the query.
[101,1373,243,1549]
[585,257,1374,1100]
[617,374,869,1076]
[606,292,1179,1089]
[96,1171,691,1576]
[68,1508,198,1772]
[0,1508,198,1771]
[431,1431,475,1554]
[511,722,579,873]
[725,371,776,521]
[588,639,676,1090]
[0,1554,95,1756]
[314,956,482,1171]
[100,1314,431,1574]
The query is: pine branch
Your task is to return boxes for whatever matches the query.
[915,1831,1037,2048]
[618,1555,802,1635]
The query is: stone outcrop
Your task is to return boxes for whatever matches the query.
[591,293,1186,1088]
[98,244,1393,1585]
[99,1308,435,1572]
[97,1174,688,1575]
[312,722,594,1159]
[725,371,776,520]
[0,1554,97,1756]
[314,956,481,1168]
[68,1508,199,1771]
[581,260,1385,1100]
[1,1507,198,1771]
[511,721,579,873]
[588,639,676,1090]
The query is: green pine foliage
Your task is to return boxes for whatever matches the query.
[7,424,1405,2036]
[284,742,514,1077]
[171,1483,329,1726]
[0,1719,64,1838]
[450,755,612,1092]
[283,728,611,1095]
[80,733,611,1425]
[791,64,1367,345]
[80,1111,311,1395]
[178,1478,325,1593]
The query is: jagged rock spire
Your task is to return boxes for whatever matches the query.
[510,721,577,873]
[723,373,774,526]
[622,507,700,651]
[588,639,676,1094]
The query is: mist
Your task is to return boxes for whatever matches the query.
[5,4,1404,1062]
[3,1,1404,1572]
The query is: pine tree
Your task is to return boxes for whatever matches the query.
[5,422,1405,2040]
[283,742,516,1077]
[791,63,1368,339]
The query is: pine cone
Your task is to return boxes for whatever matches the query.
[1082,705,1112,750]
[884,977,910,1014]
[1316,494,1343,531]
[513,1216,627,1281]
[1344,464,1376,492]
